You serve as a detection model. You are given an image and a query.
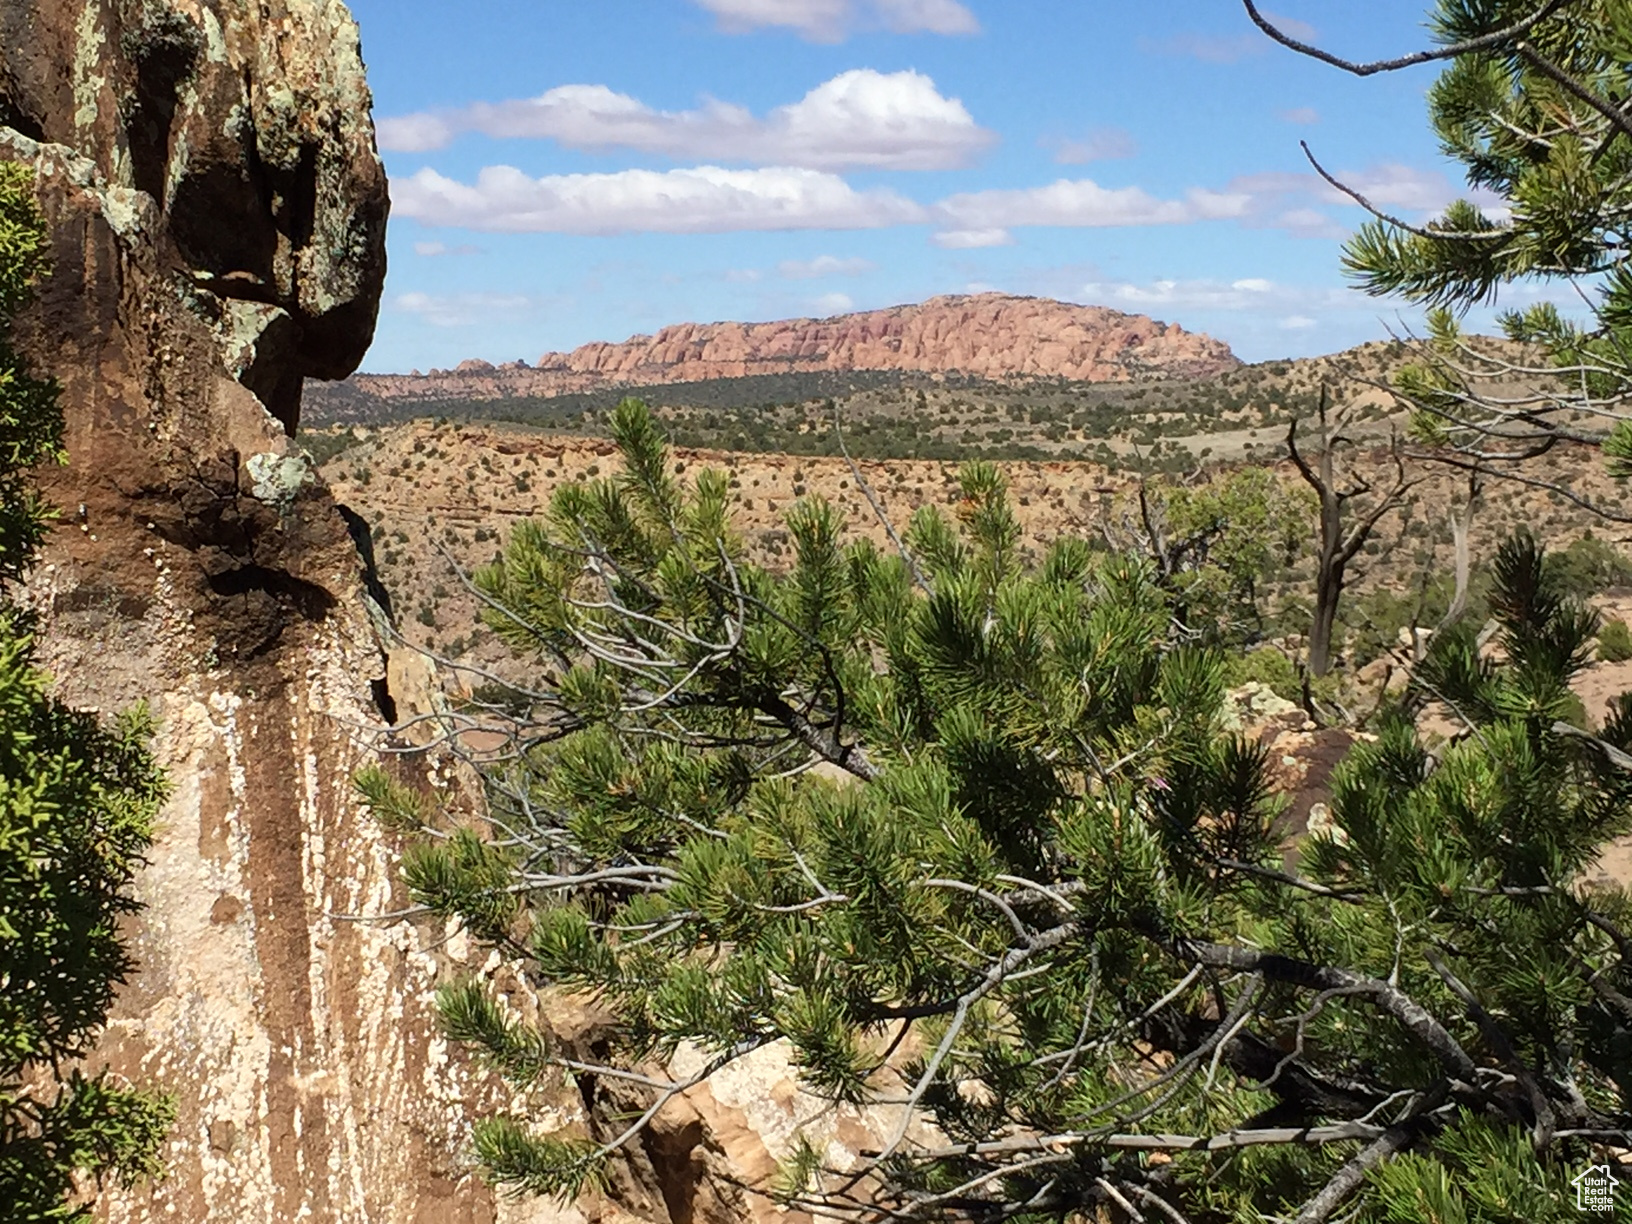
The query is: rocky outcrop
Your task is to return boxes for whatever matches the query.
[0,0,388,433]
[339,293,1242,403]
[0,2,528,1220]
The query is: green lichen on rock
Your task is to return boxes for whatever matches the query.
[245,451,311,506]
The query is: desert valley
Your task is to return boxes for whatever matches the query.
[4,2,1632,1223]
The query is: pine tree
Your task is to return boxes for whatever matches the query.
[0,161,172,1219]
[1247,0,1632,510]
[372,399,1632,1222]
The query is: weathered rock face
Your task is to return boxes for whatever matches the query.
[338,293,1242,404]
[1,0,388,432]
[0,2,537,1220]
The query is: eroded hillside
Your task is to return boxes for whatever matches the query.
[317,415,1632,693]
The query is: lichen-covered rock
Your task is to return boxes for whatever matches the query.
[0,3,556,1221]
[1,0,388,432]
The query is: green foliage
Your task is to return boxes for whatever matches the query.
[0,161,62,585]
[1344,2,1632,475]
[1546,531,1632,599]
[1109,467,1313,640]
[1602,618,1632,664]
[380,402,1632,1221]
[1339,565,1497,669]
[1221,644,1301,700]
[0,162,172,1219]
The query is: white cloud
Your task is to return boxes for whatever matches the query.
[1045,126,1138,165]
[692,0,978,41]
[726,267,764,282]
[1278,106,1319,125]
[936,178,1251,230]
[1145,32,1263,63]
[1270,207,1345,239]
[378,70,993,172]
[380,114,457,153]
[1080,277,1352,316]
[412,240,482,257]
[1222,162,1504,239]
[932,227,1014,248]
[1330,163,1459,212]
[392,164,928,234]
[778,254,875,278]
[391,146,1495,249]
[1232,163,1466,215]
[813,291,855,313]
[1145,12,1315,63]
[392,291,538,327]
[1281,314,1318,329]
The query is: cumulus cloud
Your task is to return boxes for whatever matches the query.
[378,69,993,172]
[935,178,1251,230]
[397,167,1281,238]
[932,227,1014,248]
[1278,106,1319,125]
[1270,207,1346,239]
[813,291,856,313]
[1221,162,1503,239]
[1231,163,1463,213]
[1043,126,1138,165]
[392,143,1491,247]
[1078,276,1352,316]
[392,291,538,327]
[391,164,927,234]
[778,254,874,278]
[692,0,978,41]
[1332,163,1463,211]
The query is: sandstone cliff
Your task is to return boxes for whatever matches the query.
[344,293,1241,402]
[0,2,512,1220]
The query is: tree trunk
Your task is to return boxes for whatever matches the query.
[1309,568,1341,678]
[1287,386,1416,679]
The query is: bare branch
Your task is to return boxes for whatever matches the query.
[832,402,932,594]
[1172,941,1479,1086]
[1301,140,1502,242]
[1291,1120,1419,1224]
[1243,0,1580,77]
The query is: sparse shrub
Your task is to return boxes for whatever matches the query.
[1548,531,1632,597]
[1600,618,1632,662]
[1221,646,1301,701]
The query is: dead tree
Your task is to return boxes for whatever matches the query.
[1288,387,1419,676]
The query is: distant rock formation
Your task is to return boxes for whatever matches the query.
[342,293,1241,403]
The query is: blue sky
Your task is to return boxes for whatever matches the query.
[344,1,1530,374]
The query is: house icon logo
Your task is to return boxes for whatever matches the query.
[1574,1163,1620,1213]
